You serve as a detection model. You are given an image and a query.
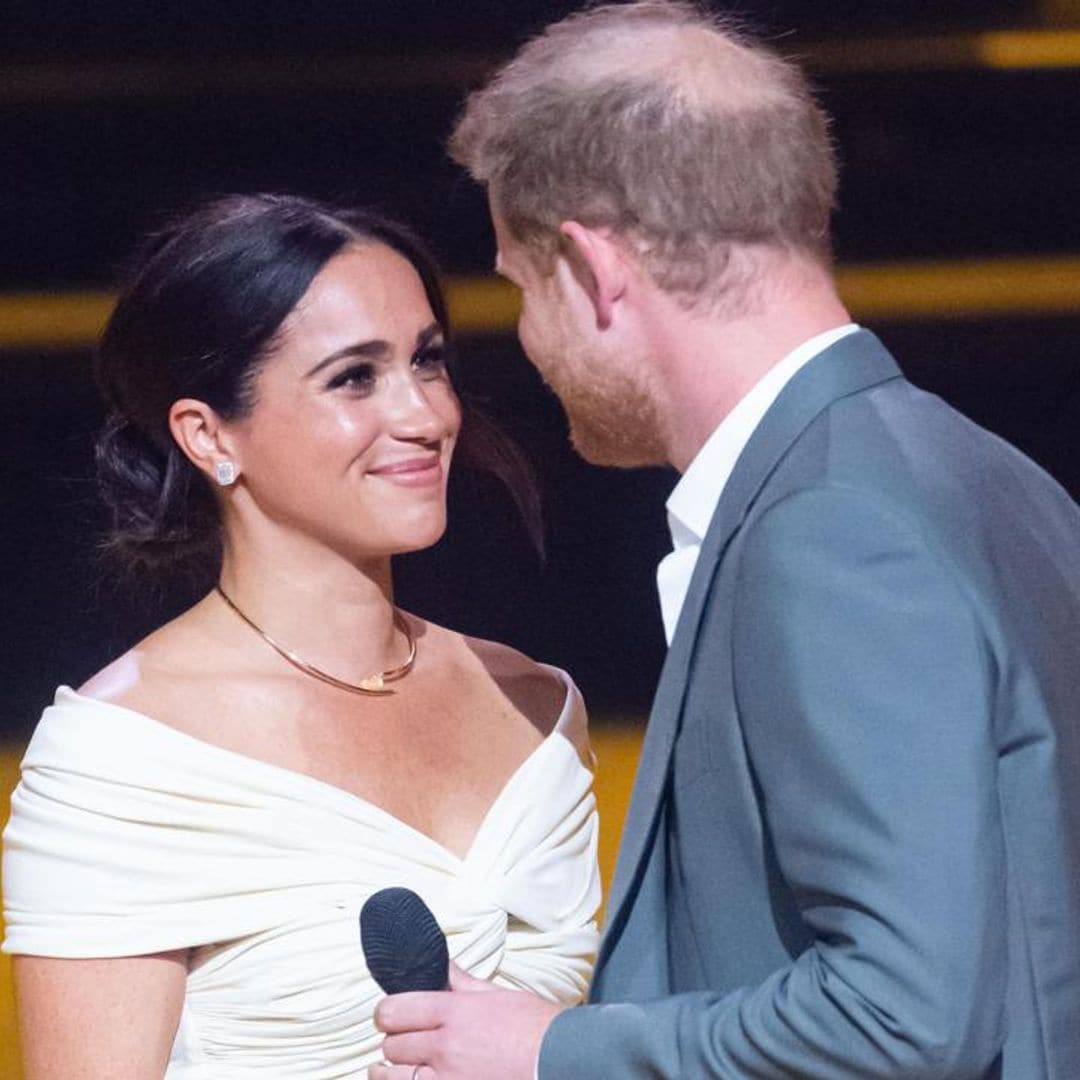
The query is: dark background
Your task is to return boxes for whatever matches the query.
[3,1,1079,737]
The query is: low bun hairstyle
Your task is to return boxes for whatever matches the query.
[95,192,535,578]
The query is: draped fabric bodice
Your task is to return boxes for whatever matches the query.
[2,677,600,1078]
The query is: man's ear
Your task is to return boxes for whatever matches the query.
[558,221,629,331]
[168,398,241,488]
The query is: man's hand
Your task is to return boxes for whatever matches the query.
[370,963,565,1080]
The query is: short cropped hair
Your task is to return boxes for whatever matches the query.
[450,1,837,306]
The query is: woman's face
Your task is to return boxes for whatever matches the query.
[225,242,461,562]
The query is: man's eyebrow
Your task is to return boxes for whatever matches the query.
[304,339,388,378]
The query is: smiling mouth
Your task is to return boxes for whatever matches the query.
[367,457,444,487]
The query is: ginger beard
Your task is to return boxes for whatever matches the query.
[539,335,668,469]
[492,205,668,469]
[517,268,669,469]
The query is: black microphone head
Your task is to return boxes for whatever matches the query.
[360,887,449,994]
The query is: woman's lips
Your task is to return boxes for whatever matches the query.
[367,457,443,487]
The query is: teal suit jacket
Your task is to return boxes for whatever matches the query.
[541,331,1080,1077]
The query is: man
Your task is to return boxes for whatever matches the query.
[371,3,1080,1077]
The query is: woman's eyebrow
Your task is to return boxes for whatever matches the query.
[304,339,388,378]
[305,322,443,378]
[414,322,443,348]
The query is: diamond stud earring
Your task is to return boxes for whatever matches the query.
[215,460,238,487]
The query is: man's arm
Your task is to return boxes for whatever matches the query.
[542,485,1008,1078]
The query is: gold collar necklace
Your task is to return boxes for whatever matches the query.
[214,584,416,696]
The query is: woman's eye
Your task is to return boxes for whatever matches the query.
[412,343,451,377]
[327,363,376,394]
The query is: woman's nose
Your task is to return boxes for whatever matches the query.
[385,375,451,441]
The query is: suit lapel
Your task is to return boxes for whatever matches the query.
[598,331,902,966]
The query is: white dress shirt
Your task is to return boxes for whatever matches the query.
[656,324,859,644]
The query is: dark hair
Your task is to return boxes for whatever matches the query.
[95,192,539,577]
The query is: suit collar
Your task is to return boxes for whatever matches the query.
[666,323,861,548]
[599,330,902,960]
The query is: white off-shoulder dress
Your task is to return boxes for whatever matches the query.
[2,672,600,1078]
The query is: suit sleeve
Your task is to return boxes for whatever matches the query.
[540,486,1007,1078]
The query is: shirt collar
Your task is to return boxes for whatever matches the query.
[666,323,859,547]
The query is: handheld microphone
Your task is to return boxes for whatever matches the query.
[360,886,449,994]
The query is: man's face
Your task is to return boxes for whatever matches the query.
[491,204,667,468]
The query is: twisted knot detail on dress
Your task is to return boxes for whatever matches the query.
[2,673,601,1078]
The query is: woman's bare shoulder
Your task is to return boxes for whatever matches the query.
[435,624,574,742]
[76,595,236,727]
[77,648,147,705]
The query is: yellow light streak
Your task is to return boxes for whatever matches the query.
[801,28,1080,73]
[976,28,1080,69]
[0,290,115,350]
[5,28,1080,106]
[0,53,493,103]
[835,255,1080,319]
[3,257,1080,353]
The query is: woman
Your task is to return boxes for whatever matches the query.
[2,193,600,1078]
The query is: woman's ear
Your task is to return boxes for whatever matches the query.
[168,399,241,488]
[558,220,630,331]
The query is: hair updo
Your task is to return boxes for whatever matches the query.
[95,192,529,578]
